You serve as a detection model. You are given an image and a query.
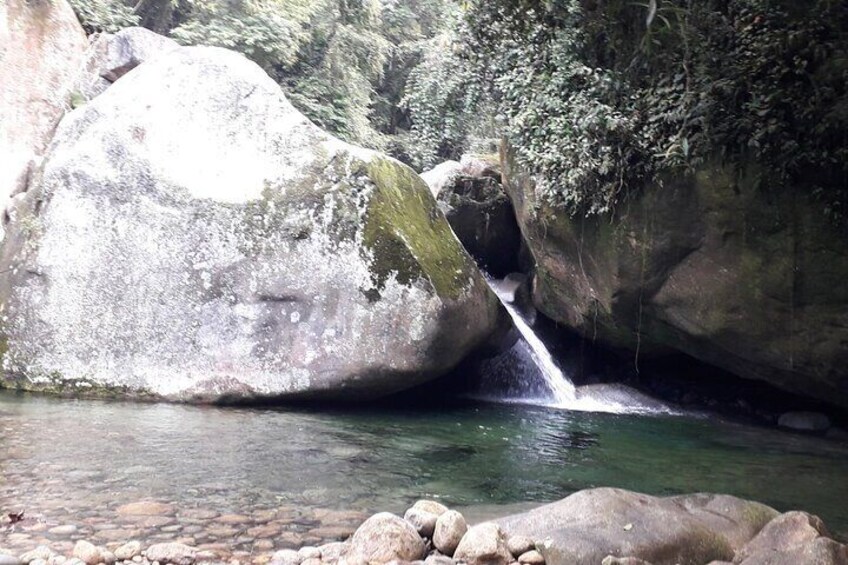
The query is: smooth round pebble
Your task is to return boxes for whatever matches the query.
[517,550,544,565]
[507,536,535,557]
[433,511,468,556]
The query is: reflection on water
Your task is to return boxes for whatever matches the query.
[1,391,847,547]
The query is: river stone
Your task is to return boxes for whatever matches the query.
[0,0,87,203]
[502,143,848,408]
[732,511,830,563]
[404,500,448,538]
[433,511,468,556]
[777,412,831,432]
[296,548,320,560]
[317,543,347,562]
[72,542,100,565]
[346,512,426,564]
[77,27,178,100]
[506,536,535,558]
[114,542,141,561]
[144,543,196,565]
[453,523,512,565]
[601,558,653,565]
[496,488,778,565]
[0,45,502,402]
[0,555,20,565]
[269,550,300,565]
[735,537,848,565]
[517,551,544,565]
[117,502,174,516]
[19,548,54,564]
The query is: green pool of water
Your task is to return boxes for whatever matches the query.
[1,391,847,541]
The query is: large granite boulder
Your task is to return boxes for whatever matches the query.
[502,144,848,408]
[76,26,179,100]
[496,488,778,565]
[0,0,87,203]
[0,46,503,401]
[422,155,522,277]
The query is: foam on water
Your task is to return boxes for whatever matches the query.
[487,279,674,415]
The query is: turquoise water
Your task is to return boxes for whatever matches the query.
[1,391,847,543]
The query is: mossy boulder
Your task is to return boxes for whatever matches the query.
[502,142,848,408]
[0,46,502,402]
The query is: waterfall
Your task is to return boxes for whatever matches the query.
[486,279,676,415]
[495,291,578,405]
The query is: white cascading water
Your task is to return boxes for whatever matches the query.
[487,279,673,414]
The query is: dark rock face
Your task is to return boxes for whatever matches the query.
[496,488,778,565]
[502,143,848,408]
[422,156,522,277]
[0,46,503,402]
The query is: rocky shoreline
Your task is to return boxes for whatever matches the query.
[3,489,847,565]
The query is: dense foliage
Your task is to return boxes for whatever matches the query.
[68,0,848,213]
[459,0,848,217]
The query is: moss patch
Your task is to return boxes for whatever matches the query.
[362,157,472,300]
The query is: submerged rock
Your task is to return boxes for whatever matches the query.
[496,488,778,565]
[0,0,87,203]
[0,46,502,401]
[777,412,831,433]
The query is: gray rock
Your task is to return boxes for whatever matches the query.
[422,156,521,277]
[317,543,346,563]
[296,548,320,561]
[48,525,77,536]
[269,550,300,565]
[735,537,848,565]
[0,0,87,203]
[299,559,320,565]
[77,27,179,100]
[517,551,543,565]
[733,511,830,563]
[100,550,116,565]
[496,488,778,565]
[19,548,54,564]
[424,556,455,565]
[114,543,142,561]
[0,554,21,565]
[453,523,511,565]
[601,558,653,565]
[506,536,535,558]
[777,412,831,433]
[433,511,468,557]
[346,512,426,564]
[28,560,46,565]
[502,144,848,409]
[404,500,449,538]
[72,541,100,565]
[144,543,196,565]
[0,46,502,402]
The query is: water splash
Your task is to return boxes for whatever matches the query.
[486,279,674,415]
